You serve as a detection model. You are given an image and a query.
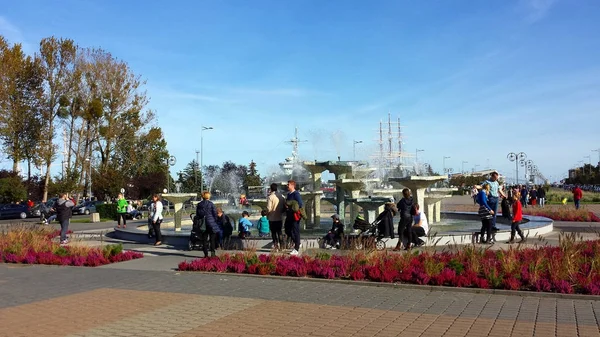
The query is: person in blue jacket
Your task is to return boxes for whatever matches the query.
[477,184,495,244]
[196,191,221,258]
[238,210,253,238]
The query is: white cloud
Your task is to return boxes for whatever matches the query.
[229,87,322,97]
[0,16,34,54]
[520,0,559,23]
[0,16,20,37]
[166,92,223,102]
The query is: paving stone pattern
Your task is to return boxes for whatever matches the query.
[1,264,600,336]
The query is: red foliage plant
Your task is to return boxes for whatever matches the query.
[177,239,600,295]
[1,226,143,267]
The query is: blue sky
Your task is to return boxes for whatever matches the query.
[1,0,599,183]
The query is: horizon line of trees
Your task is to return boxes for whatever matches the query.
[565,164,600,185]
[0,35,169,201]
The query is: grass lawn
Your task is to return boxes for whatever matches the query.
[547,188,600,204]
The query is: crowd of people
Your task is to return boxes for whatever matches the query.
[562,184,600,193]
[188,180,305,258]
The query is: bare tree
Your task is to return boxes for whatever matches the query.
[38,37,78,201]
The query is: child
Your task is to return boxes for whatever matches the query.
[256,209,270,237]
[216,207,233,248]
[324,214,344,249]
[507,192,526,244]
[238,210,253,238]
[411,204,429,247]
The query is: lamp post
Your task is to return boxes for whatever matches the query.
[461,161,468,174]
[416,149,424,163]
[443,156,451,174]
[507,152,527,184]
[200,126,213,193]
[166,156,176,193]
[593,149,600,166]
[353,140,362,160]
[473,164,480,173]
[584,155,591,175]
[195,150,199,185]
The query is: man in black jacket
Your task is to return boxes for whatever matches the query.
[394,189,414,250]
[537,186,546,208]
[53,193,74,244]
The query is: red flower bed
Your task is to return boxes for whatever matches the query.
[522,207,600,222]
[179,240,600,295]
[0,226,143,267]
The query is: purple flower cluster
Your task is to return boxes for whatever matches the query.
[177,240,600,295]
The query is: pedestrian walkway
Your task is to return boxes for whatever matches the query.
[1,263,599,337]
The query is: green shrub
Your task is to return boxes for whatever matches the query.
[315,252,332,261]
[96,203,118,220]
[102,243,123,258]
[53,246,69,257]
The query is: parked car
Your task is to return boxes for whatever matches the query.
[73,200,105,215]
[0,203,39,219]
[141,200,171,211]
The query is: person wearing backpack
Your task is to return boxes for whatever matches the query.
[196,191,220,258]
[53,193,75,245]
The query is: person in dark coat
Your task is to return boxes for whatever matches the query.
[323,214,344,249]
[216,207,233,249]
[195,191,221,257]
[53,193,74,244]
[394,189,414,251]
[375,202,396,239]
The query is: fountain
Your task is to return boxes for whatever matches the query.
[424,187,458,223]
[388,176,447,218]
[347,196,393,223]
[161,193,197,231]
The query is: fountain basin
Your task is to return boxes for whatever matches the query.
[112,212,553,248]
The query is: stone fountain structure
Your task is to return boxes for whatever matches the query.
[161,193,197,231]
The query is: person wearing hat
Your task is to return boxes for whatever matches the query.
[482,171,505,231]
[323,214,344,249]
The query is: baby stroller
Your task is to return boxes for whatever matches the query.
[188,213,205,251]
[39,202,54,224]
[351,216,386,251]
[501,198,512,221]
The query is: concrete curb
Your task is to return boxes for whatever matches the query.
[175,268,600,301]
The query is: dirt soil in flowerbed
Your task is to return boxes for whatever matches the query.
[443,203,600,222]
[179,236,600,295]
[0,225,143,267]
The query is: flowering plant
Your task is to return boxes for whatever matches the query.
[0,225,142,267]
[179,235,600,295]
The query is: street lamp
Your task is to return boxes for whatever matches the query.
[200,126,214,193]
[461,161,468,174]
[195,150,200,185]
[593,149,600,166]
[473,164,480,173]
[353,140,362,160]
[584,155,591,175]
[416,149,424,163]
[507,152,527,184]
[443,156,451,174]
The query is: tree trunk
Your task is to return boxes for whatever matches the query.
[43,162,51,202]
[27,156,31,181]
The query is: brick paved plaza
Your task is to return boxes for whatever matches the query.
[1,262,600,337]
